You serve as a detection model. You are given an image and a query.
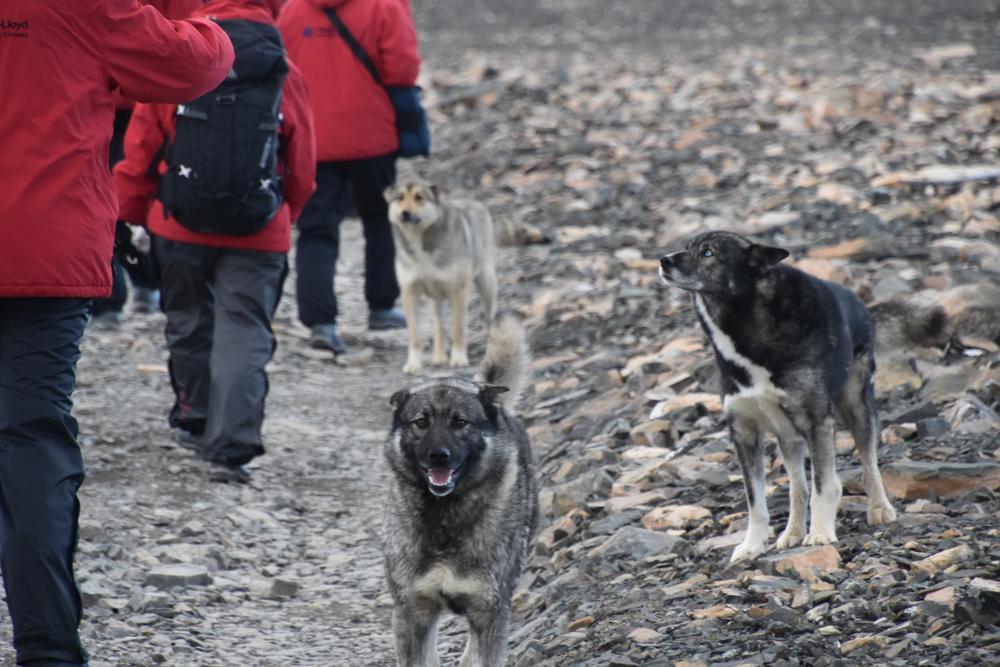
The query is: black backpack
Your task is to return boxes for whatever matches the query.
[158,20,289,236]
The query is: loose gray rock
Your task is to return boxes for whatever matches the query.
[144,564,211,590]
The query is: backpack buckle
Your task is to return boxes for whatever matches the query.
[216,92,237,105]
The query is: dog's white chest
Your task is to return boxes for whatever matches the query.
[411,564,488,602]
[694,296,789,424]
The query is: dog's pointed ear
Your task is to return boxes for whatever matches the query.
[478,384,509,406]
[748,243,789,270]
[390,389,410,411]
[429,184,442,202]
[383,185,397,204]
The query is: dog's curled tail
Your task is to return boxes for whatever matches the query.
[476,314,530,413]
[871,297,949,351]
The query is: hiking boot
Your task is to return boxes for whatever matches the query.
[90,311,123,329]
[309,323,347,355]
[208,462,252,484]
[368,307,406,331]
[132,288,160,313]
[174,428,203,452]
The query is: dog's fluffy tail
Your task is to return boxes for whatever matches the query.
[476,314,529,413]
[871,297,949,351]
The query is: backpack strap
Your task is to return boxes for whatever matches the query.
[322,7,384,87]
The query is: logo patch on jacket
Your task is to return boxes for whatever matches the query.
[302,26,336,38]
[0,19,29,38]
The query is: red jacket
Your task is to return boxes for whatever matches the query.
[278,0,420,162]
[114,1,212,110]
[0,1,234,298]
[114,0,317,252]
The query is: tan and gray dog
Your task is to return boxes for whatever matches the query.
[385,180,498,375]
[383,316,538,667]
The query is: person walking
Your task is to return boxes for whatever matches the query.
[0,2,234,665]
[115,0,316,483]
[278,0,422,354]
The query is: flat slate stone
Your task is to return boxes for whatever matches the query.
[144,564,211,590]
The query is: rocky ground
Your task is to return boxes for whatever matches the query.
[2,0,999,665]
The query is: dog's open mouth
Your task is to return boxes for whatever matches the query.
[424,466,461,497]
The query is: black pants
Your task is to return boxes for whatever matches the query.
[91,258,128,317]
[0,298,89,666]
[155,238,286,466]
[295,155,399,327]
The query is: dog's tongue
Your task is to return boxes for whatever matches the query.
[428,468,452,486]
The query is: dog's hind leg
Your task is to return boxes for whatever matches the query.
[431,298,447,366]
[803,414,842,546]
[835,352,897,526]
[474,269,497,330]
[449,283,470,368]
[393,607,441,667]
[729,416,769,563]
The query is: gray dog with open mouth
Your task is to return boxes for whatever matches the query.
[382,315,538,666]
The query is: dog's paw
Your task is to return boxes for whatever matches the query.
[430,351,448,366]
[867,503,897,526]
[775,527,805,550]
[402,356,423,375]
[730,540,766,564]
[449,351,469,368]
[802,530,837,547]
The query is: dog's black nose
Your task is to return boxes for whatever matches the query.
[428,448,451,465]
[401,210,413,222]
[660,255,674,270]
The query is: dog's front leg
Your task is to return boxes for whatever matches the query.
[775,434,809,550]
[458,631,480,667]
[449,283,470,368]
[430,298,447,366]
[393,607,441,667]
[402,283,423,375]
[464,608,510,667]
[804,416,842,546]
[730,417,769,563]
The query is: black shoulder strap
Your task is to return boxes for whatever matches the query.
[322,7,383,87]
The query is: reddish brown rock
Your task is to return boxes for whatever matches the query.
[757,545,843,582]
[880,462,1000,499]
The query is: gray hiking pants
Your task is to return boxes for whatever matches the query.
[154,238,286,466]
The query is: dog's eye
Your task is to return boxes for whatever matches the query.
[702,248,714,258]
[412,416,430,429]
[451,416,468,429]
[414,194,424,203]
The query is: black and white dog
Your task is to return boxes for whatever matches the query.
[659,231,944,562]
